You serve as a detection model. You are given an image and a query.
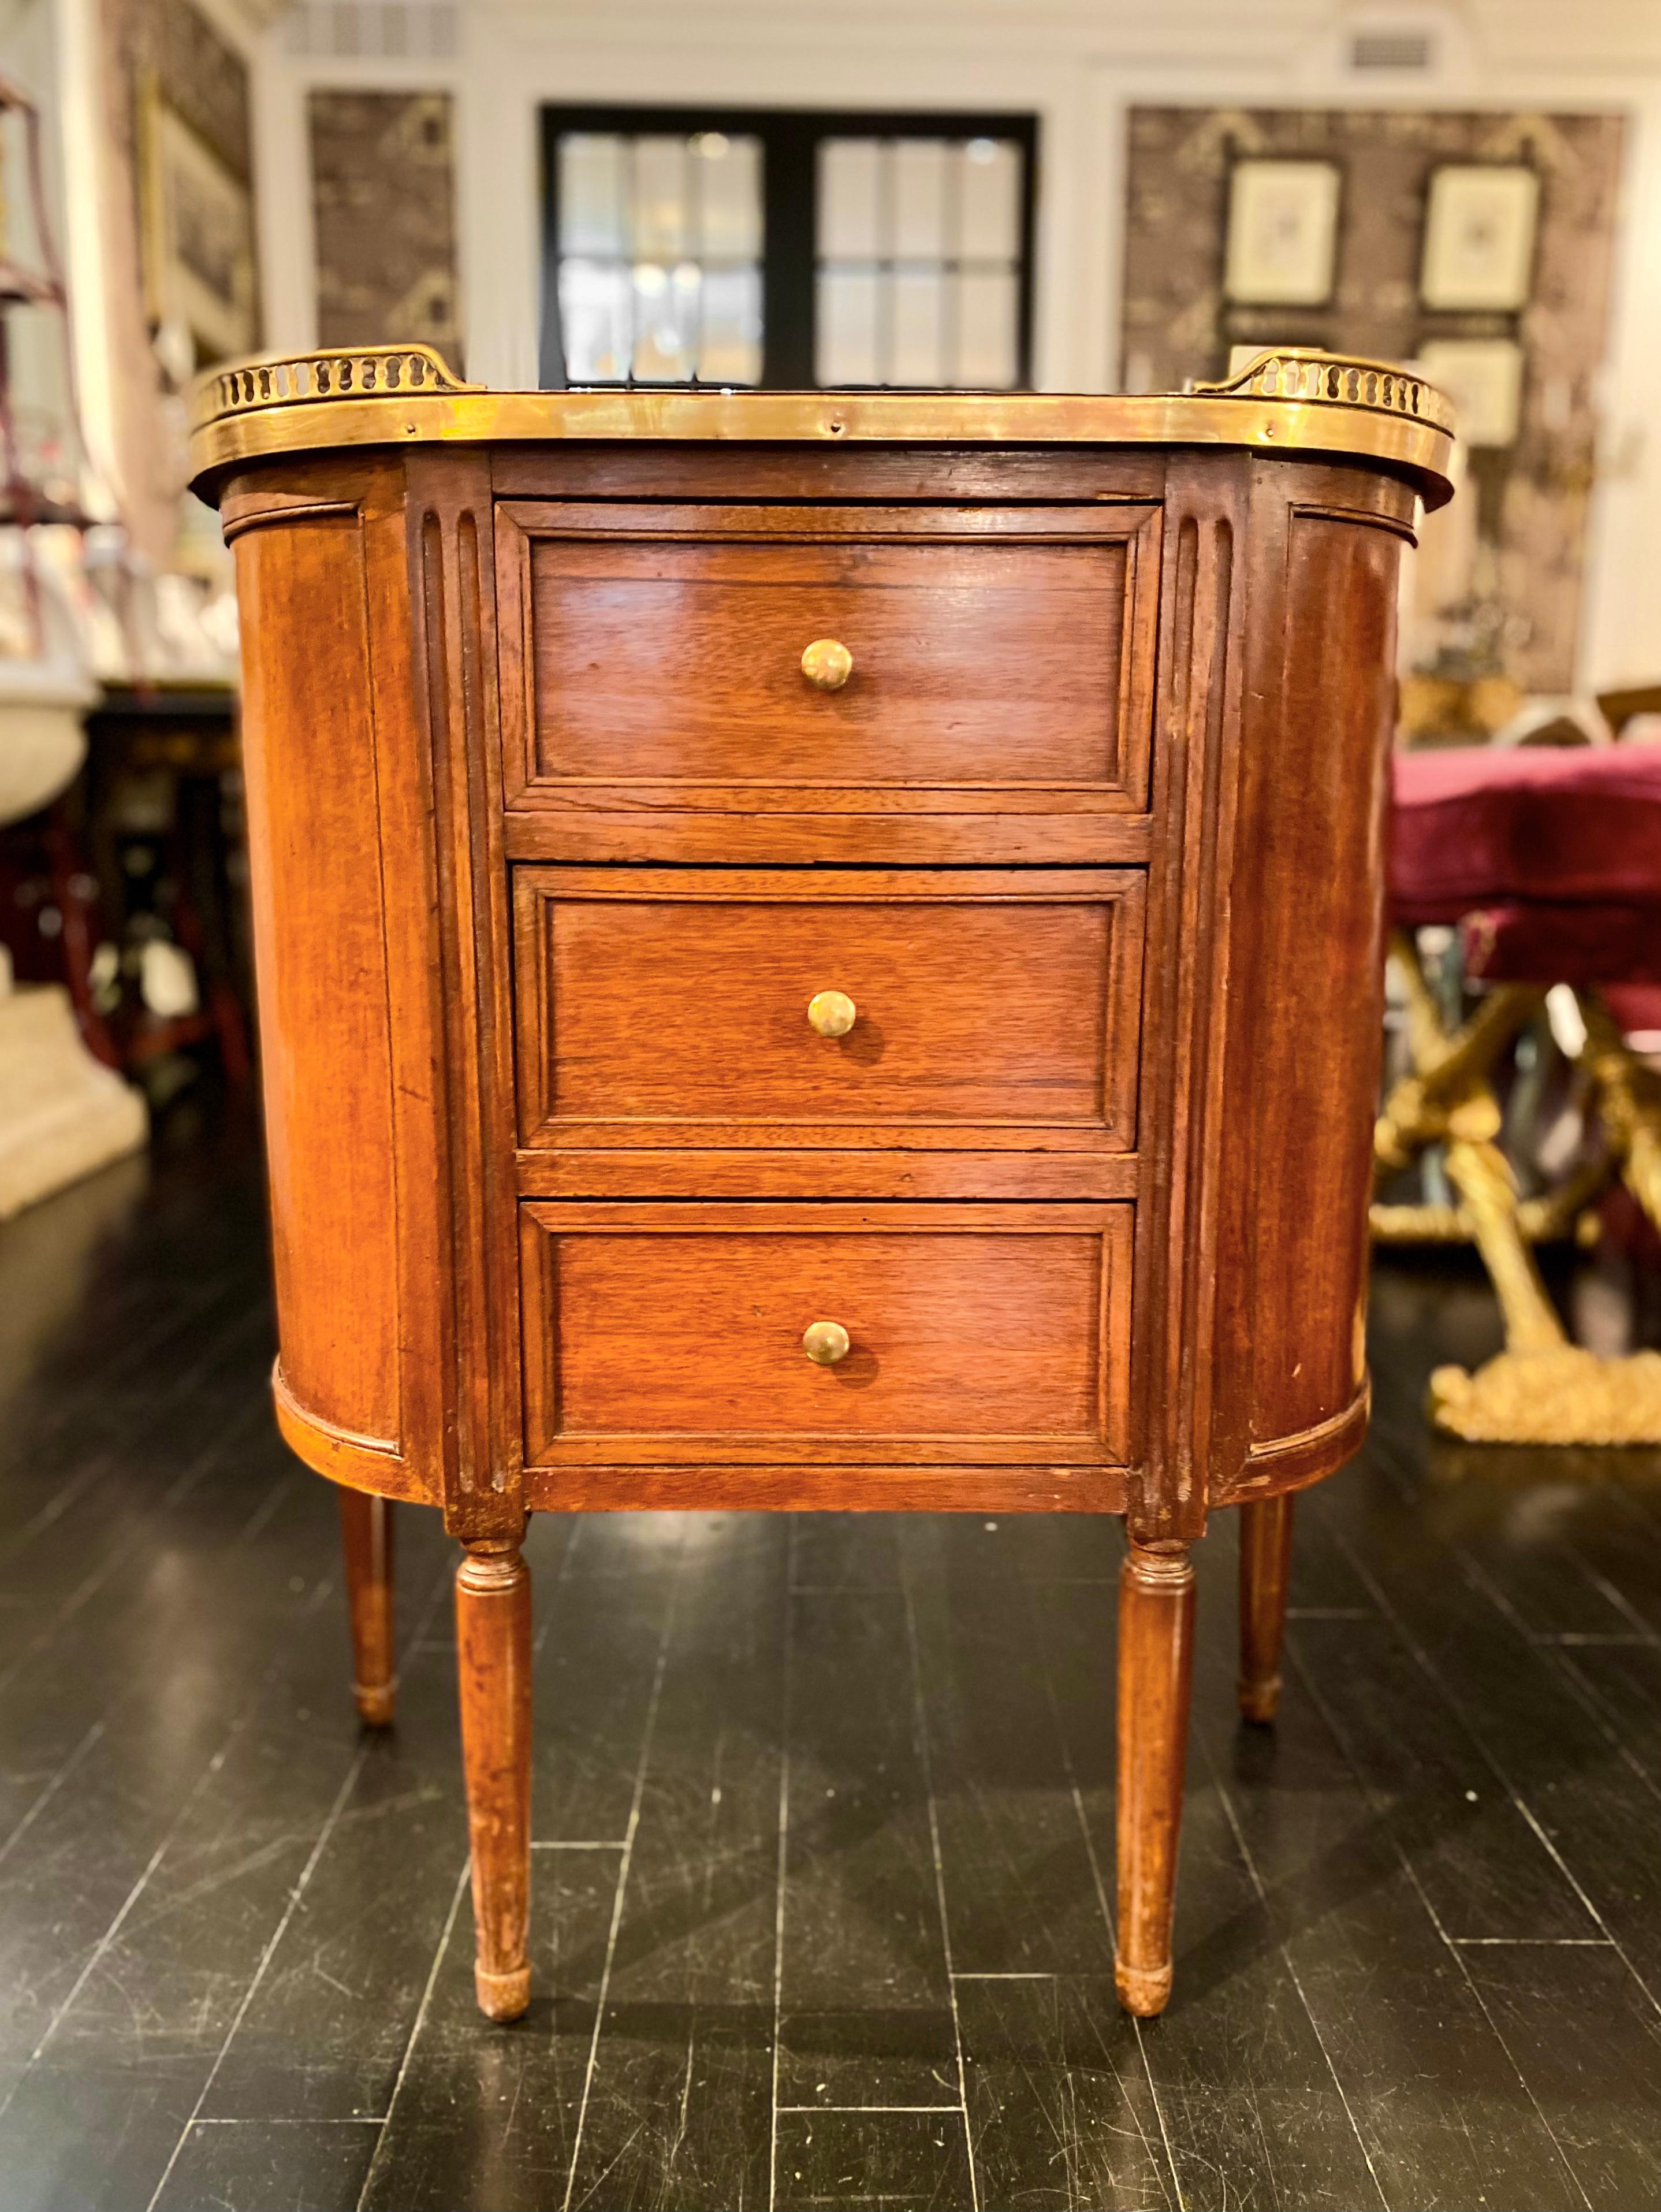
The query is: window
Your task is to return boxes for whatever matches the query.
[539,105,1037,391]
[553,129,765,386]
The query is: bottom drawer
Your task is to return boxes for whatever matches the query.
[519,1200,1131,1469]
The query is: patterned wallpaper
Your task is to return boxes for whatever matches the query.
[1121,108,1625,692]
[308,92,463,374]
[156,0,251,183]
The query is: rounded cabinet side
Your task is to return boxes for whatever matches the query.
[1213,456,1413,1503]
[228,460,446,1504]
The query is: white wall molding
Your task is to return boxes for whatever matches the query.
[53,0,121,507]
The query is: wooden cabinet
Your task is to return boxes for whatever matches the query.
[195,348,1453,2028]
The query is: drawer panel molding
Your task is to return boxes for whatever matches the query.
[497,501,1161,820]
[512,865,1145,1156]
[519,1200,1133,1471]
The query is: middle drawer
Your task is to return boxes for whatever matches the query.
[512,866,1145,1155]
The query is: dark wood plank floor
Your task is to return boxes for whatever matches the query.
[1,1102,1660,2211]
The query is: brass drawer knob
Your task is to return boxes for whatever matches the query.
[807,988,857,1038]
[800,638,853,691]
[803,1319,851,1365]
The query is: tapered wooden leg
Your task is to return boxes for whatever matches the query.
[1116,1538,1196,2018]
[456,1533,532,2023]
[1238,1495,1295,1724]
[338,1491,396,1727]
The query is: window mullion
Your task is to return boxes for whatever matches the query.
[761,121,815,388]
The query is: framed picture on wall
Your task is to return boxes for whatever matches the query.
[1420,165,1539,312]
[1417,337,1525,447]
[140,80,258,365]
[1223,159,1342,307]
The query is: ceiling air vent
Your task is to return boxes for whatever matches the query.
[1350,30,1435,69]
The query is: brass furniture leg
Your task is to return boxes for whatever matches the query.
[1115,1538,1196,2018]
[456,1533,532,2023]
[1238,1496,1294,1724]
[339,1491,396,1727]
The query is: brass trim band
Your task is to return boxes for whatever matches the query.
[189,344,1455,507]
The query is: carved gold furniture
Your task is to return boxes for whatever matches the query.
[1373,947,1661,1445]
[191,345,1453,2021]
[1376,743,1661,1443]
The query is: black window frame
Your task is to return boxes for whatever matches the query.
[538,102,1040,391]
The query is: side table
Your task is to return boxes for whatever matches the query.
[191,347,1453,2019]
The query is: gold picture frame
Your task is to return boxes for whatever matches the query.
[1416,336,1525,448]
[1420,165,1539,313]
[1223,159,1342,307]
[140,80,257,366]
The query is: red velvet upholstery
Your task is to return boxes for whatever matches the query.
[1390,745,1661,925]
[1605,984,1661,1035]
[1459,902,1661,988]
[1391,746,1661,1001]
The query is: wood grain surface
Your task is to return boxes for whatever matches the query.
[500,803,1157,868]
[497,501,1160,819]
[518,1200,1133,1472]
[234,508,401,1451]
[338,1490,396,1727]
[1238,1492,1295,1723]
[488,440,1168,506]
[512,865,1144,1154]
[409,449,526,1540]
[1115,1540,1196,2016]
[455,1536,532,2020]
[1223,485,1404,1457]
[511,1146,1142,1202]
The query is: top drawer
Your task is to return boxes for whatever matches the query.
[496,503,1160,817]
